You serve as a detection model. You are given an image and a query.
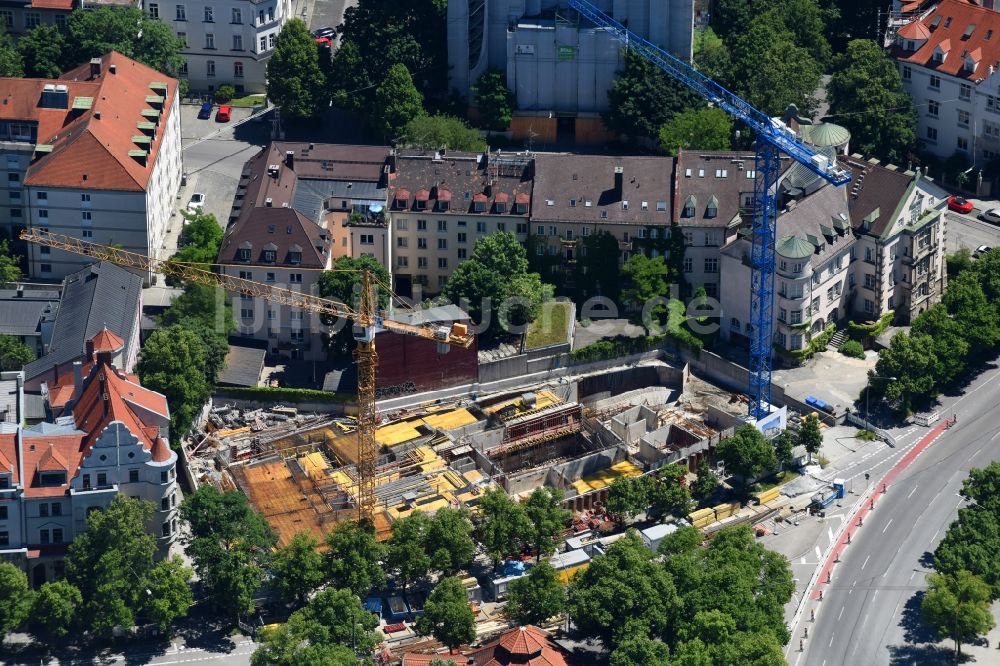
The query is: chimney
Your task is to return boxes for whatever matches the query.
[109,63,116,75]
[72,361,83,398]
[89,57,102,79]
[285,150,294,168]
[94,110,101,120]
[614,165,624,199]
[85,337,95,361]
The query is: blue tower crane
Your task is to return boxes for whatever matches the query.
[568,0,851,419]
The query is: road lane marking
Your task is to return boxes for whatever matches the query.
[838,606,845,621]
[815,546,822,560]
[931,528,940,543]
[909,570,916,582]
[882,518,894,534]
[872,591,879,603]
[862,555,871,570]
[801,556,806,564]
[829,633,836,648]
[907,485,919,499]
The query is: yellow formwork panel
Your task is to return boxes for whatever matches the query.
[299,452,328,479]
[375,420,424,447]
[421,408,478,431]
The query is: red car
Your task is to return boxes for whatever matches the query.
[215,105,231,123]
[948,195,974,214]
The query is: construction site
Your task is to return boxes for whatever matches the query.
[181,357,773,545]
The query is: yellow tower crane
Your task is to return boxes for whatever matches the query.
[20,229,474,522]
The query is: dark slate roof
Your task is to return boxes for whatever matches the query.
[23,262,142,382]
[218,207,329,269]
[843,156,915,238]
[391,151,533,216]
[0,293,58,337]
[531,153,672,225]
[216,345,266,388]
[677,149,791,228]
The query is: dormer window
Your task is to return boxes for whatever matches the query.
[513,202,526,214]
[473,201,485,212]
[288,251,302,265]
[705,195,718,219]
[496,202,506,213]
[682,195,696,218]
[416,199,426,210]
[438,200,450,211]
[262,249,276,262]
[39,471,66,486]
[945,16,952,28]
[236,248,251,261]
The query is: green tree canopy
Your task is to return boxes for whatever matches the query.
[0,335,34,371]
[691,458,719,502]
[65,8,184,74]
[386,512,433,592]
[181,486,277,617]
[909,303,968,387]
[18,24,64,78]
[610,635,671,666]
[658,525,702,558]
[373,64,425,140]
[157,283,233,384]
[137,324,212,434]
[606,475,650,523]
[27,580,81,644]
[401,114,486,152]
[415,576,476,653]
[604,50,700,141]
[266,19,329,119]
[474,69,515,131]
[169,211,224,269]
[506,561,566,626]
[827,39,916,164]
[0,240,23,287]
[144,556,195,632]
[0,29,22,77]
[324,520,387,598]
[525,487,571,561]
[648,464,694,519]
[796,416,823,463]
[933,463,1000,597]
[922,570,995,661]
[318,255,392,355]
[716,425,778,488]
[476,487,531,567]
[271,531,325,605]
[328,39,373,111]
[873,332,941,410]
[658,108,733,156]
[622,254,669,320]
[426,508,476,574]
[773,430,796,469]
[575,231,624,302]
[0,562,32,636]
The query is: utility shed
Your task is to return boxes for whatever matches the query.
[640,522,679,553]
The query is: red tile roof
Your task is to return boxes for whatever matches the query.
[402,626,568,666]
[1,52,178,192]
[151,436,172,462]
[401,654,465,666]
[31,0,74,8]
[0,434,17,483]
[22,434,83,496]
[91,327,125,353]
[894,0,1000,80]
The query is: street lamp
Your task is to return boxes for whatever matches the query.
[865,375,897,431]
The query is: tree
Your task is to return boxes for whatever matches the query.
[324,520,387,598]
[144,556,195,633]
[0,335,34,371]
[0,562,31,636]
[271,532,325,605]
[318,255,391,355]
[387,512,432,593]
[65,496,167,638]
[157,282,233,384]
[474,69,515,131]
[575,230,623,302]
[773,430,796,469]
[266,19,328,119]
[476,488,530,568]
[181,486,277,617]
[251,588,381,665]
[658,525,702,558]
[922,571,995,661]
[568,532,680,649]
[137,325,212,434]
[401,114,486,151]
[910,304,969,386]
[373,64,425,140]
[610,635,671,666]
[506,561,566,626]
[716,425,778,489]
[0,240,23,286]
[426,508,476,574]
[622,254,669,322]
[415,576,476,653]
[873,332,941,409]
[65,8,183,73]
[944,270,1000,355]
[170,211,224,268]
[604,50,700,141]
[796,416,823,464]
[828,40,915,164]
[525,487,571,561]
[759,0,833,68]
[606,476,650,523]
[658,108,732,155]
[933,507,1000,598]
[0,29,22,78]
[18,24,64,78]
[27,580,81,644]
[648,465,694,519]
[691,459,719,502]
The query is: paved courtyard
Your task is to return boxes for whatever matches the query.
[772,348,876,415]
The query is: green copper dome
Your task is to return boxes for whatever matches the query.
[804,122,851,148]
[775,235,816,259]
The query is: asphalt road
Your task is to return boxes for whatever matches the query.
[800,364,1000,666]
[944,210,1000,254]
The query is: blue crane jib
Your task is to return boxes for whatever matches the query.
[568,0,851,419]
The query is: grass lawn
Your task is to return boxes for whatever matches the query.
[228,94,266,108]
[694,26,724,55]
[752,470,801,493]
[525,301,572,350]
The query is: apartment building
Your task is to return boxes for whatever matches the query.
[0,284,60,358]
[220,142,392,360]
[0,0,73,35]
[0,330,178,586]
[388,151,533,297]
[894,0,1000,163]
[844,155,948,322]
[720,183,857,355]
[150,0,291,93]
[0,53,182,282]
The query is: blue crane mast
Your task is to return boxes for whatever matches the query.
[568,0,851,419]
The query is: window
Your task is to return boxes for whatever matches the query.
[960,83,972,100]
[864,298,875,314]
[204,5,212,21]
[417,238,427,249]
[289,273,302,283]
[790,310,802,325]
[233,34,243,50]
[55,13,66,29]
[148,3,159,19]
[231,7,241,23]
[162,522,171,537]
[81,193,90,203]
[0,532,7,546]
[268,7,274,22]
[161,471,170,483]
[175,4,186,20]
[457,248,467,259]
[0,506,5,520]
[790,334,802,350]
[38,471,64,486]
[657,201,667,212]
[96,472,106,488]
[266,309,276,320]
[683,257,693,273]
[53,528,63,543]
[930,74,941,89]
[162,497,171,511]
[38,209,48,218]
[397,256,409,268]
[40,503,48,517]
[397,237,408,248]
[260,36,267,52]
[258,9,265,24]
[864,273,876,289]
[40,529,49,544]
[704,258,719,273]
[206,59,215,77]
[549,226,557,236]
[81,211,91,221]
[959,109,970,127]
[438,257,448,269]
[269,33,276,48]
[417,219,427,231]
[457,232,467,243]
[926,126,937,141]
[128,469,139,483]
[36,191,47,201]
[477,221,488,233]
[360,234,374,245]
[40,264,51,274]
[566,229,574,241]
[537,225,545,235]
[205,33,215,49]
[82,474,90,489]
[418,257,428,268]
[6,173,17,183]
[958,136,969,151]
[234,62,244,78]
[437,220,447,232]
[437,238,447,250]
[40,244,51,253]
[777,332,787,348]
[0,11,11,28]
[177,32,187,47]
[928,100,939,117]
[622,200,629,210]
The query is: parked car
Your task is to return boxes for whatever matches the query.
[313,26,336,39]
[947,195,974,214]
[975,245,992,257]
[187,192,206,212]
[978,208,1000,225]
[197,101,213,119]
[216,105,232,122]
